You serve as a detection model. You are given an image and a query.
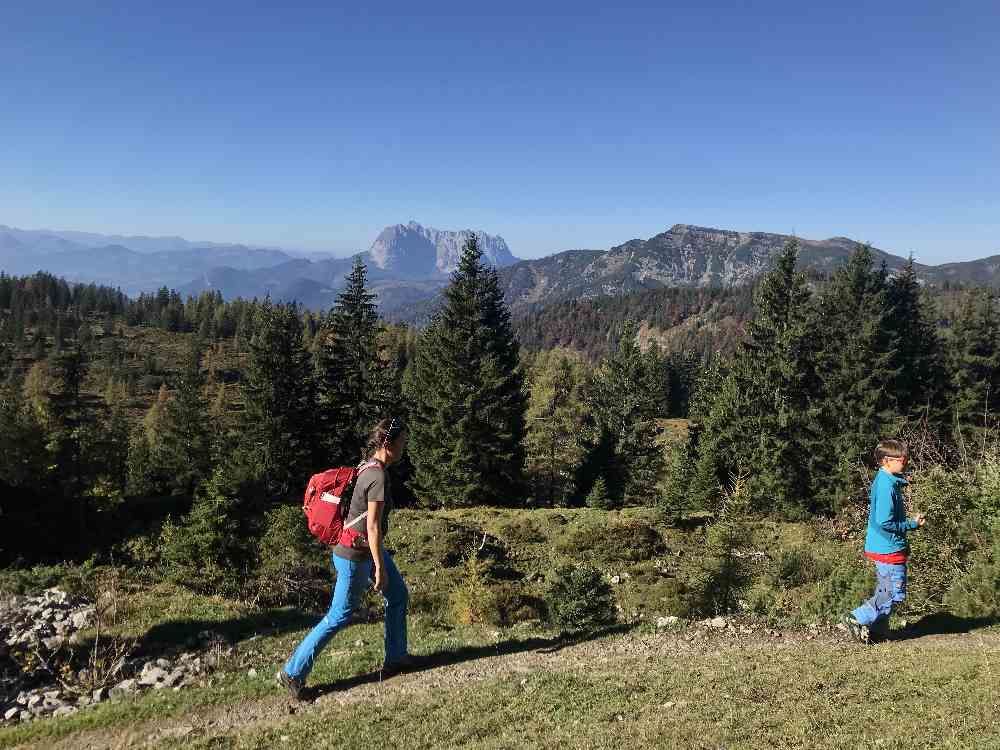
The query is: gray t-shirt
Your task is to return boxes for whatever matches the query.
[333,463,392,562]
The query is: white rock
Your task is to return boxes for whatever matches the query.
[110,679,136,698]
[610,575,621,585]
[656,616,681,628]
[4,707,19,721]
[138,667,168,686]
[709,617,726,629]
[42,635,64,650]
[52,705,77,718]
[163,669,185,688]
[156,658,171,669]
[71,609,94,630]
[92,687,108,703]
[247,668,258,678]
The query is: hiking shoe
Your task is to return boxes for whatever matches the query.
[841,615,869,645]
[381,654,422,678]
[276,669,304,699]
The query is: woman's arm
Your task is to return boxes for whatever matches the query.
[367,500,386,591]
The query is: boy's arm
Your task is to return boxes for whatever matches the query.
[875,481,919,535]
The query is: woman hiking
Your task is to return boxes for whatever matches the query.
[278,417,413,698]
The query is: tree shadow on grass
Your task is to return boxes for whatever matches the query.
[136,607,321,656]
[306,622,637,700]
[890,612,999,642]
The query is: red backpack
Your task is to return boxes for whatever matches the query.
[302,461,380,546]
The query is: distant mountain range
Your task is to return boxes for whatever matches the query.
[497,224,999,315]
[1,221,996,318]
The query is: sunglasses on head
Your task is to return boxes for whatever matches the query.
[385,417,403,443]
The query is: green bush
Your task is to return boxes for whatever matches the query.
[946,521,1000,619]
[801,557,871,623]
[545,562,616,631]
[773,547,832,588]
[254,504,330,609]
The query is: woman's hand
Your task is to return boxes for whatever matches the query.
[915,513,926,527]
[372,565,387,593]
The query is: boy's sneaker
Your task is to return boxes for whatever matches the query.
[841,615,869,645]
[276,669,304,699]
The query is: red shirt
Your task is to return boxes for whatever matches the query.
[865,550,908,564]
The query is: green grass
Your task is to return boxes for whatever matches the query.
[163,634,1000,750]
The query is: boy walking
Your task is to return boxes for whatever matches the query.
[843,439,926,644]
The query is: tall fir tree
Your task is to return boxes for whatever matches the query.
[581,319,664,506]
[403,236,527,507]
[158,337,214,497]
[315,259,390,464]
[741,241,816,515]
[242,299,316,499]
[808,245,900,511]
[948,290,1000,438]
[885,257,948,421]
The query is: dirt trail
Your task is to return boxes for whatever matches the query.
[14,625,1000,750]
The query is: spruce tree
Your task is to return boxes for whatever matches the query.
[582,319,664,506]
[948,290,1000,437]
[158,338,214,497]
[885,257,948,421]
[404,236,527,507]
[242,299,316,499]
[808,245,900,511]
[741,241,815,515]
[315,259,387,464]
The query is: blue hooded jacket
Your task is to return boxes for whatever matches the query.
[864,467,919,555]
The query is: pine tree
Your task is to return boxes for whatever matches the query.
[243,300,316,498]
[158,338,214,497]
[582,319,664,506]
[741,241,816,515]
[885,257,948,421]
[315,259,387,464]
[524,348,589,506]
[404,236,527,508]
[808,245,900,511]
[948,290,1000,437]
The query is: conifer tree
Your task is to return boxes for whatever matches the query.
[158,338,214,497]
[242,300,316,498]
[808,245,899,510]
[524,348,589,506]
[315,259,388,463]
[582,319,664,506]
[404,236,527,507]
[948,290,1000,436]
[741,241,815,514]
[885,257,948,420]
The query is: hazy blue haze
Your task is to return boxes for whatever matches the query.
[1,1,997,262]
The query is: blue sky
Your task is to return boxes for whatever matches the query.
[1,0,997,262]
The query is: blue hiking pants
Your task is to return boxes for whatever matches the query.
[852,561,906,636]
[284,551,408,682]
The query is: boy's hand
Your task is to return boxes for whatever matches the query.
[915,514,926,527]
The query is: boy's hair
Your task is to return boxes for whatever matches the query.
[875,439,908,463]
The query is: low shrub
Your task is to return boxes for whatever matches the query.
[544,562,616,631]
[254,504,330,610]
[945,521,1000,619]
[800,557,870,623]
[556,520,661,564]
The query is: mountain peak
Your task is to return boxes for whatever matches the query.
[369,222,518,277]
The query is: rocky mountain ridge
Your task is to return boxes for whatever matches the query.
[369,221,517,276]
